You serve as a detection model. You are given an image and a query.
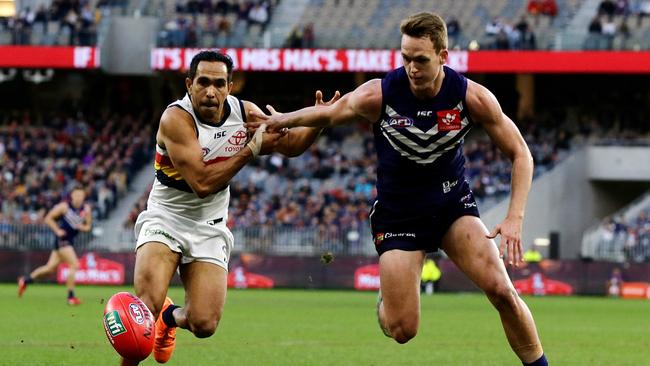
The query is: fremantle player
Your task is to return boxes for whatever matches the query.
[18,186,91,306]
[124,50,338,365]
[247,12,548,366]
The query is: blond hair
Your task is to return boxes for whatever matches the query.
[400,12,448,52]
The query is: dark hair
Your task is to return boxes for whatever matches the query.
[188,50,234,81]
[71,185,85,192]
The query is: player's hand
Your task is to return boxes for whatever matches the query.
[315,90,340,106]
[56,229,66,238]
[487,216,523,267]
[247,105,287,133]
[259,128,288,155]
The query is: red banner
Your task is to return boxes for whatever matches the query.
[151,48,468,73]
[151,48,650,73]
[57,252,125,285]
[468,51,650,73]
[0,46,100,68]
[227,266,274,289]
[354,264,380,291]
[513,272,573,296]
[620,282,650,299]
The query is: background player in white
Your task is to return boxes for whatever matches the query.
[18,186,91,305]
[248,12,547,366]
[124,50,338,365]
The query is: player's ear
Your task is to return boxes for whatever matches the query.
[185,77,192,92]
[228,81,233,94]
[439,49,448,65]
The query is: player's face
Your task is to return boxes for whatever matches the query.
[70,189,85,208]
[401,35,447,94]
[186,61,233,123]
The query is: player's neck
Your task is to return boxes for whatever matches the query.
[411,66,445,99]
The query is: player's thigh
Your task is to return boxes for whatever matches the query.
[134,242,181,313]
[379,249,425,316]
[441,215,511,291]
[179,261,227,322]
[44,250,62,267]
[56,246,79,266]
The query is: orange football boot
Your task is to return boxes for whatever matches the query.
[67,297,82,306]
[153,297,177,363]
[17,277,27,297]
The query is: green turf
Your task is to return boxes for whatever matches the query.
[1,284,648,365]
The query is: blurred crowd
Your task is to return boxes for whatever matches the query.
[0,112,153,227]
[159,0,276,47]
[584,0,650,50]
[0,0,123,46]
[597,211,650,262]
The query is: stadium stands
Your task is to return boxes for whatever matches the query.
[3,0,650,50]
[0,111,153,232]
[584,195,650,263]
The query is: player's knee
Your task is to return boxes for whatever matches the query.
[187,309,221,338]
[486,284,520,313]
[388,319,418,344]
[68,261,79,271]
[188,317,219,338]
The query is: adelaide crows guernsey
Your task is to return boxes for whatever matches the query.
[374,65,473,214]
[149,93,247,219]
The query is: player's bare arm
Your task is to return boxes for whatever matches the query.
[158,107,280,198]
[44,202,68,237]
[465,79,534,267]
[77,203,93,232]
[246,79,383,132]
[244,90,342,156]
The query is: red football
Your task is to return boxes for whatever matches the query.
[103,292,155,361]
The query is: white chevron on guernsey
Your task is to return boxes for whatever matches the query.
[380,102,470,164]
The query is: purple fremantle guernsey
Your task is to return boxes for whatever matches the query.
[373,65,474,215]
[58,202,87,243]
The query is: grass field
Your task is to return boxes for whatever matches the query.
[1,284,648,365]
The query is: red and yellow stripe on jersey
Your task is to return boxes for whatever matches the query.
[154,144,194,193]
[154,143,234,193]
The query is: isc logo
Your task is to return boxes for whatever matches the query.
[214,131,227,139]
[417,111,433,117]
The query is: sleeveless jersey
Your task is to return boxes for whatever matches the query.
[374,65,473,214]
[149,93,248,219]
[58,202,88,242]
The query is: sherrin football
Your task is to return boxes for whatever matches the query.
[103,292,155,361]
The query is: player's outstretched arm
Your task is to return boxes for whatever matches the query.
[246,79,382,133]
[159,108,282,198]
[246,90,342,157]
[465,79,534,267]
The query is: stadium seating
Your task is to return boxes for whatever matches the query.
[5,0,650,50]
[0,112,154,230]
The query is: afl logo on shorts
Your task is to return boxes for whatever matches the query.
[374,233,385,245]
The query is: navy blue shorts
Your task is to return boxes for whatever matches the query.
[53,238,74,250]
[369,186,480,256]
